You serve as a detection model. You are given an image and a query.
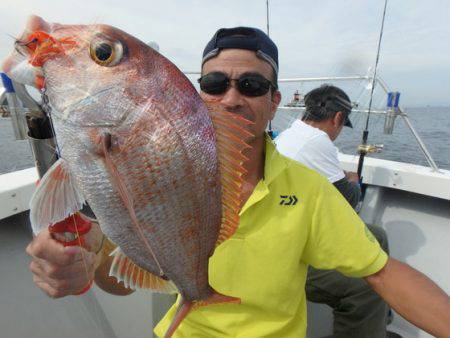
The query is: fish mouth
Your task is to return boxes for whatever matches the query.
[3,30,77,90]
[17,31,77,68]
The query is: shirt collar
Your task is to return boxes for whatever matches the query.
[263,133,289,185]
[239,133,289,216]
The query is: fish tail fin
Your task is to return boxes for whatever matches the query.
[164,299,193,338]
[193,289,241,310]
[164,291,240,338]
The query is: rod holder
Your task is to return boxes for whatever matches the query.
[384,92,400,135]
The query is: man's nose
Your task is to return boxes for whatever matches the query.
[220,82,244,110]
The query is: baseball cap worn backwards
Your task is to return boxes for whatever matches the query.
[202,27,278,75]
[304,85,354,128]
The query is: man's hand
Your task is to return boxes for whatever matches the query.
[26,221,103,298]
[345,171,360,183]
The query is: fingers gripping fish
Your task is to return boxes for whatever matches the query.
[2,15,253,337]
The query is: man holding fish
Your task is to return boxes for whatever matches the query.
[7,18,448,338]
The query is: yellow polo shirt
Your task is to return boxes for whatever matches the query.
[154,135,387,338]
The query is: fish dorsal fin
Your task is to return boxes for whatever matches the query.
[109,247,178,293]
[30,158,85,235]
[206,102,253,247]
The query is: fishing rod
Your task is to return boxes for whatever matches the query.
[266,0,276,139]
[356,0,389,179]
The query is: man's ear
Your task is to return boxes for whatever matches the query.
[333,111,344,127]
[269,90,282,119]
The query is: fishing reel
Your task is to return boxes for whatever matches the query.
[358,144,383,154]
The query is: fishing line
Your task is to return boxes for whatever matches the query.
[101,133,165,277]
[72,213,92,287]
[72,208,117,337]
[40,87,63,158]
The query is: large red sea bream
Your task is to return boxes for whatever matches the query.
[2,15,251,337]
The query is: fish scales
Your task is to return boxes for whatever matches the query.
[51,83,220,298]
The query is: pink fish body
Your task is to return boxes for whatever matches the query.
[3,16,250,336]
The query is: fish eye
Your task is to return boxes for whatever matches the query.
[89,36,124,67]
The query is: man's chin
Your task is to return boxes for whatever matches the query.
[244,131,266,145]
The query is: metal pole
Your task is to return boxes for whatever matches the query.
[399,110,441,172]
[279,75,370,83]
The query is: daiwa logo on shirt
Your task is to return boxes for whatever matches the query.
[279,195,298,206]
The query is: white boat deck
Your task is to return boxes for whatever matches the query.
[0,211,175,338]
[0,167,37,220]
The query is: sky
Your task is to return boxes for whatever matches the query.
[0,0,449,107]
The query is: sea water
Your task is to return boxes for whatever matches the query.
[272,106,450,171]
[0,106,449,174]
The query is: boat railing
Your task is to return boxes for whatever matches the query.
[275,75,441,172]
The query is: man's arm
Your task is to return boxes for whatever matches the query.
[333,177,361,208]
[365,257,450,337]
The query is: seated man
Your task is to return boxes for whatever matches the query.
[276,84,395,338]
[276,85,361,208]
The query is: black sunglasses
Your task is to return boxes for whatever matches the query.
[198,72,277,97]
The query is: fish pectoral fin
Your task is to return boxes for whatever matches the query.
[109,247,178,293]
[206,102,253,247]
[30,158,85,235]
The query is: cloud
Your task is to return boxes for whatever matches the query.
[0,0,449,106]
